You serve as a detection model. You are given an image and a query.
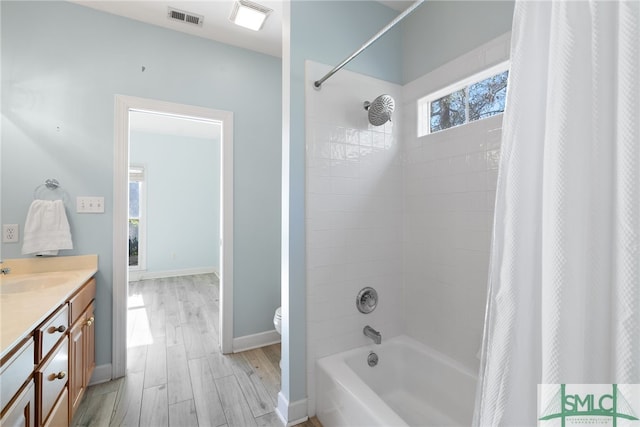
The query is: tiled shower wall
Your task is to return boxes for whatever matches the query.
[305,61,404,414]
[305,33,511,413]
[401,33,511,372]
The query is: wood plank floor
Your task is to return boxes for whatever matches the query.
[70,274,321,427]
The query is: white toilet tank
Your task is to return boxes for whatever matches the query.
[273,307,282,334]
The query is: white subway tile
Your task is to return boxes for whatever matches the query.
[307,174,332,195]
[486,149,501,170]
[345,128,359,145]
[371,131,385,149]
[345,144,360,161]
[466,171,488,192]
[487,170,499,191]
[485,129,502,151]
[468,152,488,172]
[330,142,346,160]
[359,130,372,147]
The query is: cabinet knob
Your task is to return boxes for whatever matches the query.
[48,325,66,334]
[86,316,95,326]
[51,371,66,381]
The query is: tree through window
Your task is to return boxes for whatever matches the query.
[469,71,508,122]
[420,64,509,135]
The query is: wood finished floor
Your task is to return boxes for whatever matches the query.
[70,274,321,427]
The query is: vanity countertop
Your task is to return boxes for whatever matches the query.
[0,254,98,359]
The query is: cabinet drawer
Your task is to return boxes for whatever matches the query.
[0,379,35,427]
[36,305,69,363]
[36,337,68,425]
[69,278,96,326]
[1,337,34,413]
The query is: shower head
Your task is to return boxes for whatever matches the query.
[364,94,395,126]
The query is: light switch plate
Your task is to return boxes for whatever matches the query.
[77,196,105,213]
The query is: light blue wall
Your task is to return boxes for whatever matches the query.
[1,1,281,367]
[283,0,402,407]
[130,131,220,274]
[402,0,515,83]
[293,1,403,85]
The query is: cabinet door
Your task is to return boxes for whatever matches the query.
[0,380,35,427]
[68,315,85,419]
[42,387,68,427]
[84,303,95,385]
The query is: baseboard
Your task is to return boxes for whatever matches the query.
[129,267,218,282]
[233,329,281,353]
[88,363,112,386]
[276,392,308,427]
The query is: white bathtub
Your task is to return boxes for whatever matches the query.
[316,335,478,427]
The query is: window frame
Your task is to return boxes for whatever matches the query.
[418,60,510,137]
[129,164,147,272]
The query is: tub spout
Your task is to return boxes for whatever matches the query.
[363,325,382,345]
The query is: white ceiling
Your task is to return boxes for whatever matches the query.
[71,0,284,57]
[70,0,413,58]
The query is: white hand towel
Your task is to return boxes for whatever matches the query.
[22,199,73,256]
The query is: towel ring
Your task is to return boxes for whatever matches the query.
[33,178,69,203]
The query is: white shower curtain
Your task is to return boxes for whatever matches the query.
[474,1,639,425]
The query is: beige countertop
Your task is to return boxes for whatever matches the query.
[0,255,98,359]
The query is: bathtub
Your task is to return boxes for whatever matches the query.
[316,335,478,427]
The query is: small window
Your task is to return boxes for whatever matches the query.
[129,165,146,270]
[419,62,509,136]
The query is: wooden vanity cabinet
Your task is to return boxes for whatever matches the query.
[1,275,96,427]
[68,279,96,421]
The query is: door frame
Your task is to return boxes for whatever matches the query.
[112,95,234,378]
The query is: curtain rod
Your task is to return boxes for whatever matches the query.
[313,0,425,89]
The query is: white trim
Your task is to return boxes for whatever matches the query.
[128,267,219,282]
[276,392,308,427]
[232,330,281,353]
[113,96,129,379]
[220,103,234,355]
[88,364,113,386]
[113,95,234,379]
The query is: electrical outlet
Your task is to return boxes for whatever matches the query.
[3,224,19,243]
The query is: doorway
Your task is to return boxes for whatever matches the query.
[127,111,220,281]
[113,95,234,378]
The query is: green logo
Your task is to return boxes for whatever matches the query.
[539,384,639,426]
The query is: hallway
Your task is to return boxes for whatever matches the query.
[71,274,287,426]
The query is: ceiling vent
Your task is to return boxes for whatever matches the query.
[167,7,204,27]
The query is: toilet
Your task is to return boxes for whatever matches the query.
[273,307,282,369]
[273,306,282,334]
